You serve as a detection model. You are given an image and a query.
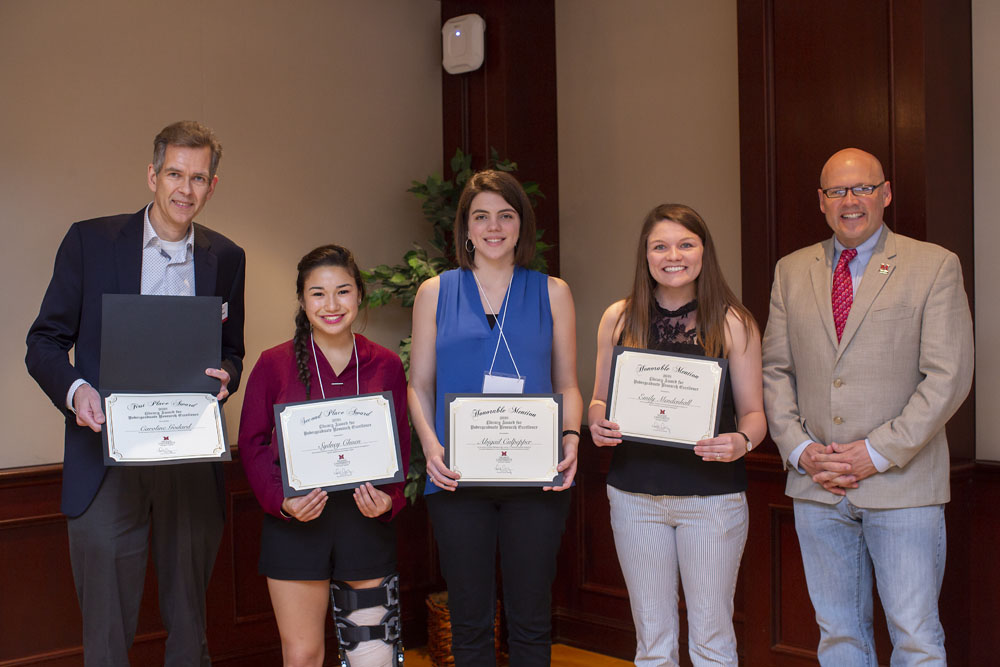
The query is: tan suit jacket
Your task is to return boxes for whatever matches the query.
[762,227,973,508]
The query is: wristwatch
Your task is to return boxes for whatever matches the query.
[737,431,753,453]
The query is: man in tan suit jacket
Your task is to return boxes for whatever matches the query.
[762,148,973,666]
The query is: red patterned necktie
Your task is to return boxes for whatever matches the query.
[832,248,857,342]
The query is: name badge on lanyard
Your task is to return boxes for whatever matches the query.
[483,371,525,394]
[474,269,525,394]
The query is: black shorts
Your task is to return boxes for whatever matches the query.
[259,490,397,581]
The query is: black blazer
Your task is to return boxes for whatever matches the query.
[26,208,246,517]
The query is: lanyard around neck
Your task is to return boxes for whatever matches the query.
[310,331,359,399]
[472,269,521,379]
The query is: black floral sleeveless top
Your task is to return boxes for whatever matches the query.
[606,300,747,496]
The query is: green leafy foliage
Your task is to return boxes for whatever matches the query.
[364,148,549,502]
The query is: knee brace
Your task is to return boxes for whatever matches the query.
[330,573,404,666]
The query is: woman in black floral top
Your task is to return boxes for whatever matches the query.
[588,204,766,666]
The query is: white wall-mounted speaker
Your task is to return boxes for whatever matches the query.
[442,13,485,74]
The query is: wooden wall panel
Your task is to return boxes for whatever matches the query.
[228,490,272,625]
[738,1,976,664]
[440,0,560,276]
[0,514,79,660]
[940,466,974,664]
[742,456,809,667]
[770,0,893,259]
[0,458,440,665]
[769,504,815,658]
[551,439,635,660]
[970,463,1000,664]
[739,0,974,456]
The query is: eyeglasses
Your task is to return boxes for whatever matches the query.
[821,181,886,199]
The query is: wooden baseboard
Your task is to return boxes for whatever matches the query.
[2,458,997,665]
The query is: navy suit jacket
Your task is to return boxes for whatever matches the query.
[26,208,246,517]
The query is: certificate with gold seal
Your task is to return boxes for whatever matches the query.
[274,391,404,496]
[606,346,728,449]
[102,392,229,465]
[445,394,563,487]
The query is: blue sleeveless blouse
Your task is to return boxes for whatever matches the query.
[425,267,554,495]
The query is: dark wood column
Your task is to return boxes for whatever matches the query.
[737,1,976,664]
[440,0,560,275]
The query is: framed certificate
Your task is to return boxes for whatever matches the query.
[274,391,404,496]
[102,392,230,465]
[606,346,728,449]
[99,294,230,466]
[445,393,563,487]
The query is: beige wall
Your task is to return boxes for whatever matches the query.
[555,1,742,408]
[1,0,442,468]
[974,1,999,461]
[5,1,994,466]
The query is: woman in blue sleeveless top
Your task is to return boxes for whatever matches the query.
[409,170,582,666]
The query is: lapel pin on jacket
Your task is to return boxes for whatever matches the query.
[879,263,890,274]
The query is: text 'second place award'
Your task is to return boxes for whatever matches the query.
[275,392,404,496]
[104,393,228,464]
[607,346,728,448]
[446,394,563,487]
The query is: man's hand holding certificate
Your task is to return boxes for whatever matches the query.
[99,294,231,465]
[607,346,727,448]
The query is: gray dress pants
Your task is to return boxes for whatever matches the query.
[67,463,224,666]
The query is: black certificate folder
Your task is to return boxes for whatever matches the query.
[99,294,222,394]
[98,294,229,467]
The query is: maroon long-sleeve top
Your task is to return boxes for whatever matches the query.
[238,335,410,520]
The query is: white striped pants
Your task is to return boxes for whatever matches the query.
[607,485,748,667]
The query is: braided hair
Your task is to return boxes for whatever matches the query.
[294,245,367,398]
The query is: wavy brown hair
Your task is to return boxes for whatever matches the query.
[454,170,536,270]
[618,204,756,357]
[293,245,366,398]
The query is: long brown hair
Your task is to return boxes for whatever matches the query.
[454,170,536,270]
[293,245,366,398]
[618,204,756,357]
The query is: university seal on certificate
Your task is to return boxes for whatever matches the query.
[445,393,563,487]
[274,391,404,496]
[103,392,229,465]
[607,346,728,448]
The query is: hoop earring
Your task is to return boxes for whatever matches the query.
[465,238,475,254]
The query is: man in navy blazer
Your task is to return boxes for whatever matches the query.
[26,121,245,666]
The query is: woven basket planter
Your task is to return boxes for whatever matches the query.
[425,591,505,666]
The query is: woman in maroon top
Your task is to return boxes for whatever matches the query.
[238,245,409,667]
